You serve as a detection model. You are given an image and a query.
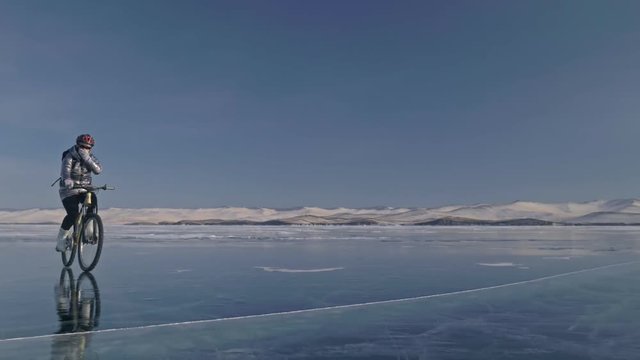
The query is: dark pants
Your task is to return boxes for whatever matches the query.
[61,193,98,230]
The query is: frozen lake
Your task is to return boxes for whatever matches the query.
[0,225,639,359]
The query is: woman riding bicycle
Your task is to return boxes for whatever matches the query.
[56,134,103,252]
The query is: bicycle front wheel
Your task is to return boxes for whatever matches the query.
[76,272,101,330]
[78,214,104,272]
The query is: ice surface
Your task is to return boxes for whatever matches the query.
[0,225,639,359]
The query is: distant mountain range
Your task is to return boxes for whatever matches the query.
[3,199,640,225]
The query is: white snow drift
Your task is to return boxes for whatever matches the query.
[2,199,640,225]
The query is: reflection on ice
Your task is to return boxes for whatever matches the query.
[54,269,100,333]
[51,269,101,360]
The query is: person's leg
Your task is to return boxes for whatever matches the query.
[61,195,82,230]
[57,194,82,251]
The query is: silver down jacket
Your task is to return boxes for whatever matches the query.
[59,146,102,200]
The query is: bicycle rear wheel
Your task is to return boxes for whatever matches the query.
[57,268,75,299]
[78,214,104,272]
[61,225,77,267]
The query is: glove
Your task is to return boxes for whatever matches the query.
[64,179,74,189]
[78,148,91,161]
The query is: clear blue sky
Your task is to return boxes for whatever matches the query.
[1,0,639,209]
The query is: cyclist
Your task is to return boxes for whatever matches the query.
[56,134,103,252]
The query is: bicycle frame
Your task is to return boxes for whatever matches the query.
[72,192,94,246]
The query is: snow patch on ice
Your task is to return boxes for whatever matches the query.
[543,256,572,260]
[477,262,520,267]
[255,266,344,273]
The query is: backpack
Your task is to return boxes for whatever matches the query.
[51,149,80,187]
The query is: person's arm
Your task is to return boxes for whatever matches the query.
[78,148,102,174]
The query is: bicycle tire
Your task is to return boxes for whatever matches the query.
[61,224,78,267]
[78,214,104,272]
[77,272,101,330]
[58,267,75,294]
[55,268,77,333]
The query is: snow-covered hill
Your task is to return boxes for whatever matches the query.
[2,199,640,225]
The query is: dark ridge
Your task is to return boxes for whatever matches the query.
[133,218,383,226]
[415,217,556,226]
[566,222,640,226]
[494,218,557,226]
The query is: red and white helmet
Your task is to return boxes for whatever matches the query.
[76,134,95,148]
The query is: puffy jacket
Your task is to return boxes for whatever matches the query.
[59,146,102,200]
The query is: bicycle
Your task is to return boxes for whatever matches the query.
[53,268,101,358]
[61,185,115,272]
[56,268,101,333]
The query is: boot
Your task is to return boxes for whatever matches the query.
[55,228,72,252]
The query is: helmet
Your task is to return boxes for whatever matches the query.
[76,134,95,148]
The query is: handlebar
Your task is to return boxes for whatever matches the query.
[73,185,116,191]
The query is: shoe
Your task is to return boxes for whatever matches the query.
[55,228,72,252]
